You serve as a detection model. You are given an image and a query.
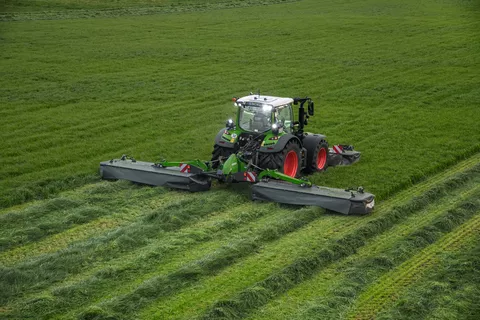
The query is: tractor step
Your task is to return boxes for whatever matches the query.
[251,180,374,215]
[100,158,211,192]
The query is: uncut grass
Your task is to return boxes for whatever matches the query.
[1,0,297,14]
[0,189,247,305]
[248,178,480,320]
[195,167,479,319]
[1,0,479,207]
[142,166,479,319]
[295,210,480,320]
[374,237,480,320]
[6,201,283,318]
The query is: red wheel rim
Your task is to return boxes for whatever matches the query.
[317,148,327,170]
[284,151,298,177]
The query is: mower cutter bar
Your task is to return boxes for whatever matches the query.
[252,181,374,215]
[100,158,211,192]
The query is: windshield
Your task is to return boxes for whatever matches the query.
[238,104,272,132]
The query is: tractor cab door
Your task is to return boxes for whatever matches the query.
[276,104,294,133]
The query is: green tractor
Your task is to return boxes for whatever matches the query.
[211,94,358,176]
[99,93,373,215]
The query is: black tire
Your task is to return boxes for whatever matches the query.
[304,139,329,173]
[211,144,234,169]
[256,140,301,177]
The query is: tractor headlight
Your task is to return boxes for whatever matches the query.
[226,119,235,129]
[272,123,279,135]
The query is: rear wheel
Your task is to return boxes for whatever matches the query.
[211,144,234,169]
[256,140,301,177]
[305,140,329,173]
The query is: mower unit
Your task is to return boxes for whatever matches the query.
[99,94,375,215]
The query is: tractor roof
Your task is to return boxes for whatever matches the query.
[237,95,293,108]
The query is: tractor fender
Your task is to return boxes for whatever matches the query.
[302,134,327,152]
[302,134,328,169]
[214,128,236,149]
[258,133,302,153]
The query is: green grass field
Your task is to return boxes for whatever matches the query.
[1,0,479,319]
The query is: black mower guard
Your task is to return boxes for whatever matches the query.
[100,159,211,192]
[252,181,374,215]
[99,156,375,215]
[328,145,361,167]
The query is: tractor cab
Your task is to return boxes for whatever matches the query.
[235,95,294,134]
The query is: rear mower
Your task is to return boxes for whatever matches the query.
[100,94,375,215]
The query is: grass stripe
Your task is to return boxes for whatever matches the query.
[71,204,331,320]
[248,178,480,320]
[0,190,246,305]
[276,191,480,320]
[6,201,281,318]
[348,212,480,320]
[142,164,479,319]
[374,236,480,320]
[196,165,480,319]
[0,191,187,267]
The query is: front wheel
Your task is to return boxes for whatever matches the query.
[256,140,301,177]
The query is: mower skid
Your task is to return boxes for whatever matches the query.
[251,181,374,215]
[100,159,211,192]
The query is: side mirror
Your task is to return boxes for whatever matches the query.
[308,101,314,116]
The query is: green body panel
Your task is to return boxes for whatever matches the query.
[260,131,285,147]
[258,169,312,187]
[221,128,243,145]
[220,154,248,175]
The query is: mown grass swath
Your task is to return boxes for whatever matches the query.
[0,190,245,305]
[295,198,480,320]
[200,166,480,319]
[373,236,480,320]
[7,202,323,319]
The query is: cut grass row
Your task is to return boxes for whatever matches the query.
[0,189,249,305]
[1,151,473,319]
[1,149,479,319]
[372,236,480,320]
[248,181,480,320]
[5,200,329,319]
[293,205,480,320]
[142,162,480,319]
[348,210,480,320]
[0,180,172,253]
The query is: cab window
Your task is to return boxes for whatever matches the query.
[276,104,293,133]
